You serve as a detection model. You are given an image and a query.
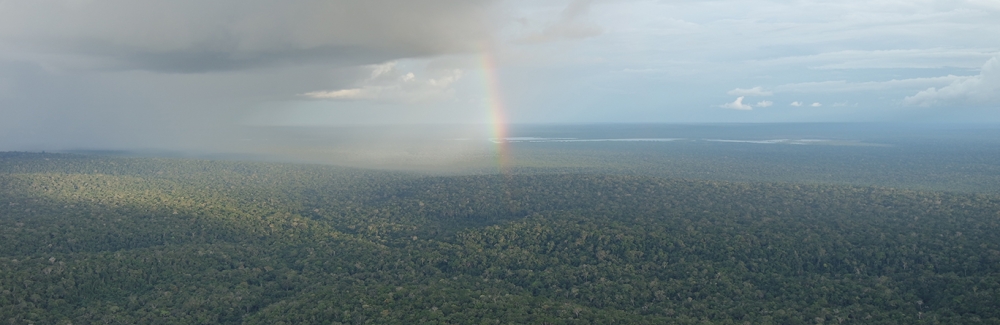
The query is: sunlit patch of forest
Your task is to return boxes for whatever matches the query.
[1,152,999,324]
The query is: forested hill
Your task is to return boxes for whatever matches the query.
[2,152,999,324]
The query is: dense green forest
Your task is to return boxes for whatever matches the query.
[2,152,999,324]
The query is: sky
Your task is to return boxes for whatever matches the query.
[1,0,999,151]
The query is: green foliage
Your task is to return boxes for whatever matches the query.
[1,152,999,324]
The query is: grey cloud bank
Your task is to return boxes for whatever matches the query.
[0,0,498,151]
[0,0,496,72]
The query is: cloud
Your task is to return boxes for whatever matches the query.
[774,76,965,93]
[811,102,822,107]
[301,88,366,100]
[720,96,752,110]
[727,86,773,97]
[790,101,803,107]
[718,97,774,110]
[753,49,1000,70]
[516,0,602,43]
[904,56,1000,107]
[6,0,1000,153]
[0,0,497,72]
[302,62,463,103]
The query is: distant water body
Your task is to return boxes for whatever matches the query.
[501,123,1000,146]
[490,137,855,146]
[42,122,1000,193]
[488,123,1000,194]
[489,123,999,148]
[490,137,683,143]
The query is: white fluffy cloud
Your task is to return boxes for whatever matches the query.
[727,86,773,97]
[720,96,753,110]
[787,101,822,107]
[904,56,1000,107]
[302,62,463,103]
[719,98,777,110]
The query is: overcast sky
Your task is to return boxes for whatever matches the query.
[1,0,999,151]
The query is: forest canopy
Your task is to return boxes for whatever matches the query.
[1,152,998,324]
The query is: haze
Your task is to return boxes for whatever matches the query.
[1,0,998,156]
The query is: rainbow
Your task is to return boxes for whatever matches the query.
[480,49,510,173]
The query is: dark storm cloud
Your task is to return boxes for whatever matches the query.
[0,0,506,152]
[0,0,497,72]
[0,61,375,150]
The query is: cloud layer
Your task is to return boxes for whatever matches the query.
[3,0,1000,152]
[0,0,497,72]
[515,0,603,43]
